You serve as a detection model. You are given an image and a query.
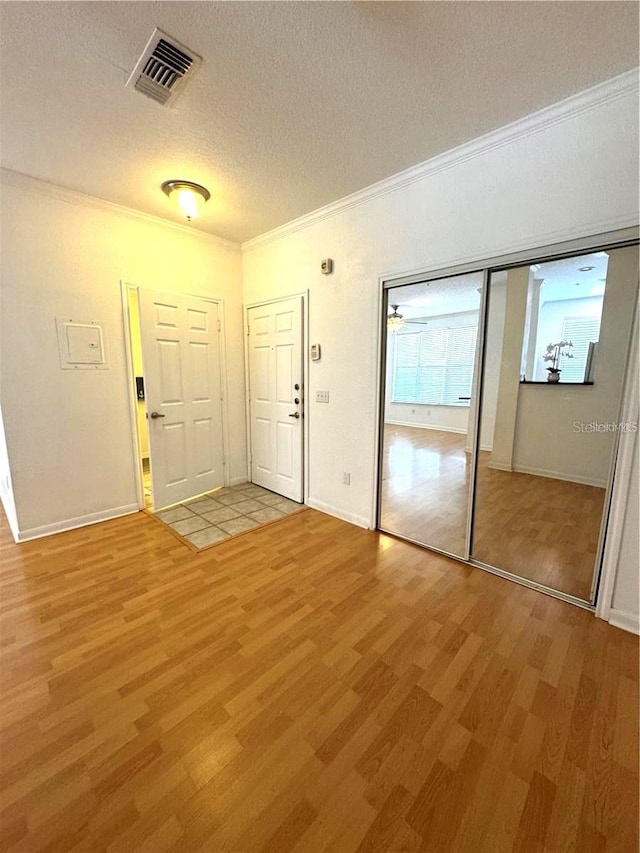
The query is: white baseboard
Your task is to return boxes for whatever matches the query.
[488,461,513,472]
[608,609,640,635]
[306,498,371,530]
[230,475,249,486]
[488,461,606,488]
[384,420,467,434]
[512,464,606,488]
[16,504,140,542]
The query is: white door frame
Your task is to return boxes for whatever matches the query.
[243,292,309,504]
[121,281,232,511]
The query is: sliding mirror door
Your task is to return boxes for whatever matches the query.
[379,272,485,557]
[472,245,638,601]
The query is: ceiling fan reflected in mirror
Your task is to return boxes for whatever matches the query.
[387,305,404,332]
[387,304,430,333]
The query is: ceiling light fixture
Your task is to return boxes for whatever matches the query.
[578,265,595,272]
[387,305,404,332]
[161,180,210,221]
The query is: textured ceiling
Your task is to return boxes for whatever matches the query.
[1,2,638,243]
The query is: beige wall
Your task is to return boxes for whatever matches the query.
[0,182,245,538]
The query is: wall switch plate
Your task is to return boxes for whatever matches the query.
[315,390,329,403]
[343,472,351,485]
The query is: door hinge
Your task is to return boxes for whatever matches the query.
[246,325,250,337]
[217,319,221,332]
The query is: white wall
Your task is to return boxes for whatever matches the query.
[242,76,639,588]
[478,276,507,450]
[513,245,637,486]
[385,403,469,433]
[611,427,639,632]
[0,180,245,539]
[0,406,18,538]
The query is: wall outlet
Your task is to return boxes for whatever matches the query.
[315,390,329,403]
[343,472,351,485]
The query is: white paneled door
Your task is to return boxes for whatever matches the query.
[138,290,225,509]
[247,297,303,502]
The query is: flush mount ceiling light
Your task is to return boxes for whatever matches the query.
[161,180,210,221]
[578,265,595,272]
[387,305,404,332]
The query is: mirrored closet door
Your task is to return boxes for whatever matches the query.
[378,240,638,604]
[378,271,485,558]
[471,245,638,601]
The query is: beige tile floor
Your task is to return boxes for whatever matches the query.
[152,482,305,549]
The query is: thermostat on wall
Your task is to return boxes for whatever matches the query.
[310,343,321,361]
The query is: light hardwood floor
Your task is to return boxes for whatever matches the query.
[0,507,637,852]
[380,425,605,600]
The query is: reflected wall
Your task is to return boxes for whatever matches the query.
[471,245,638,600]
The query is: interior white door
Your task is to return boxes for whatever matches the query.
[138,289,225,509]
[247,297,303,502]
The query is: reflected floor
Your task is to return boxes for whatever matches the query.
[380,425,469,556]
[380,425,605,600]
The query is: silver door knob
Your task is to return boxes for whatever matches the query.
[288,412,300,419]
[150,411,165,419]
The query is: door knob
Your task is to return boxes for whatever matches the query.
[288,412,300,419]
[150,411,165,419]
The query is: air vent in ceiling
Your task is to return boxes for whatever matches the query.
[126,28,201,107]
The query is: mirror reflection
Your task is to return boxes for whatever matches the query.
[472,246,638,600]
[379,272,484,557]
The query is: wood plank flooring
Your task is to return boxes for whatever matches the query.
[0,507,637,852]
[380,425,605,600]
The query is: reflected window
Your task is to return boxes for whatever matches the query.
[520,251,608,382]
[391,323,478,406]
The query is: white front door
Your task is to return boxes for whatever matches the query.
[138,289,225,509]
[247,297,303,502]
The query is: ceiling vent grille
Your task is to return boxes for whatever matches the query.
[126,28,201,107]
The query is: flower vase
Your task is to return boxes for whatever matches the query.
[547,369,561,383]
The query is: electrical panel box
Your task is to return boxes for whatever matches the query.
[56,317,108,370]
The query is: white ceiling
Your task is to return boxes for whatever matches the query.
[388,273,484,319]
[1,2,638,243]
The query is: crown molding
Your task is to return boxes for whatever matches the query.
[242,68,639,253]
[0,168,240,251]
